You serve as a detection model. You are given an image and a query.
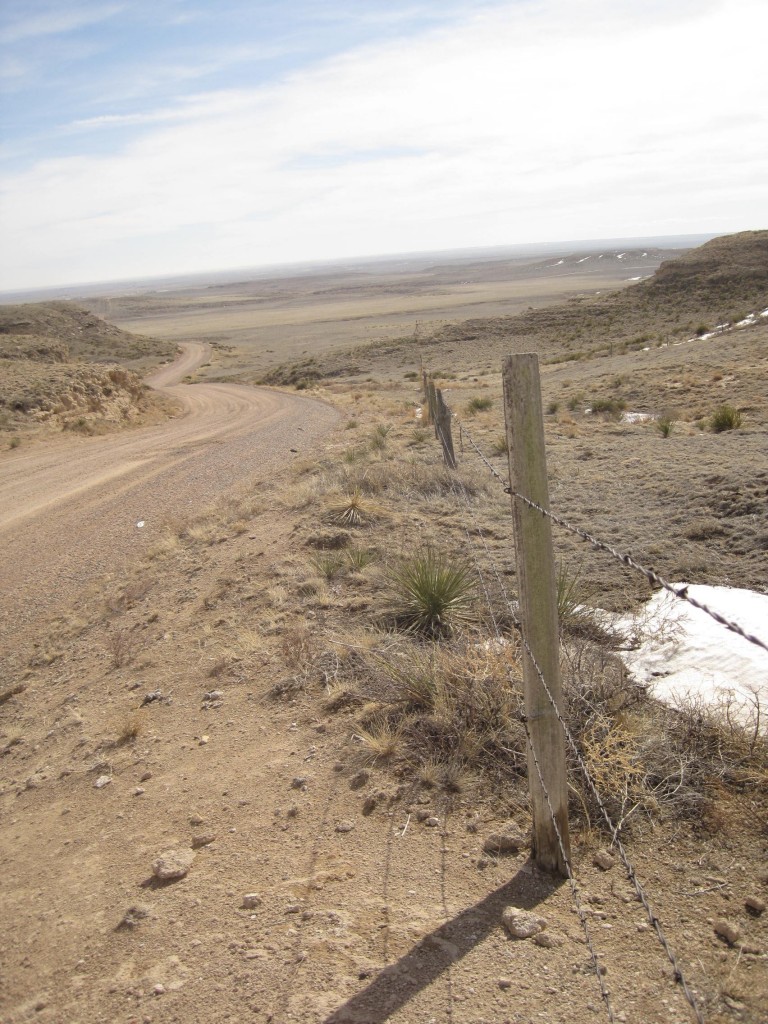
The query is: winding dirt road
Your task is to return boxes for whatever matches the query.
[0,345,338,658]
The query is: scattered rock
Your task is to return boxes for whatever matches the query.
[424,816,440,828]
[132,787,145,796]
[241,893,262,910]
[198,735,209,745]
[714,919,741,946]
[593,850,616,871]
[498,978,512,990]
[291,776,308,790]
[202,691,224,709]
[140,772,153,783]
[349,770,370,790]
[502,907,548,939]
[117,904,151,930]
[335,820,355,833]
[152,848,195,881]
[483,826,526,855]
[94,775,112,789]
[153,983,166,996]
[189,813,204,826]
[745,895,766,916]
[362,795,377,816]
[141,691,164,707]
[533,931,563,949]
[191,832,216,849]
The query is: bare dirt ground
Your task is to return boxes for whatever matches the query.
[1,241,767,1024]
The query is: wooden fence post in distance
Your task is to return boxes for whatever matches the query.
[435,388,457,469]
[502,353,570,876]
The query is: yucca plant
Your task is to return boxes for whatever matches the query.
[346,547,378,571]
[324,490,384,527]
[310,551,347,580]
[388,548,477,637]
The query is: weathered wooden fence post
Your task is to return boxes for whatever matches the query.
[427,379,438,430]
[502,353,570,876]
[435,388,457,469]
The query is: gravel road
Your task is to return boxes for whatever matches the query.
[0,344,339,647]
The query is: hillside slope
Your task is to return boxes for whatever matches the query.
[0,302,178,443]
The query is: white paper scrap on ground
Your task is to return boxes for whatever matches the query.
[615,584,768,723]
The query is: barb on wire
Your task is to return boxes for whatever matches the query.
[456,414,768,656]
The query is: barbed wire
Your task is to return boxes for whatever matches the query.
[434,421,616,1022]
[455,414,768,656]
[432,403,708,1024]
[517,629,706,1024]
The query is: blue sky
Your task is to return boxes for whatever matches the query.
[1,0,767,291]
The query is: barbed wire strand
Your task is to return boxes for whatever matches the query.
[456,415,768,656]
[433,422,616,1022]
[518,631,706,1024]
[433,406,707,1024]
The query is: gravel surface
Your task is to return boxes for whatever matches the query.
[0,343,339,658]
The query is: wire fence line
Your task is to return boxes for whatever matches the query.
[454,410,768,656]
[433,434,617,1021]
[434,423,707,1023]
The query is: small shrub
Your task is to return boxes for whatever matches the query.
[310,551,347,581]
[403,371,419,380]
[710,404,742,432]
[9,436,21,449]
[346,547,378,571]
[567,393,583,412]
[589,397,626,417]
[345,419,359,430]
[387,548,477,637]
[116,713,143,745]
[106,627,136,669]
[490,435,507,456]
[656,415,674,438]
[546,401,559,415]
[466,396,492,415]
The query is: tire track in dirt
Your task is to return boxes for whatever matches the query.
[0,344,339,658]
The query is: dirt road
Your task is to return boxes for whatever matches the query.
[0,343,338,658]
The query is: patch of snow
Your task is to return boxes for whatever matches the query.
[415,406,423,420]
[641,252,648,257]
[715,323,730,330]
[576,256,591,263]
[622,411,653,423]
[616,253,626,259]
[598,254,603,259]
[698,332,716,341]
[760,308,768,317]
[625,276,642,281]
[736,314,756,327]
[548,259,565,267]
[614,585,768,725]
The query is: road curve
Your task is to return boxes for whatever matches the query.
[0,345,339,653]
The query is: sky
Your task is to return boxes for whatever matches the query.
[1,0,767,292]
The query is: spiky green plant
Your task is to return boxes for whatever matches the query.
[324,490,384,527]
[310,551,347,580]
[346,547,378,571]
[388,548,477,637]
[710,404,742,432]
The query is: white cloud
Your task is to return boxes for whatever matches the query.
[0,3,125,44]
[1,0,767,289]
